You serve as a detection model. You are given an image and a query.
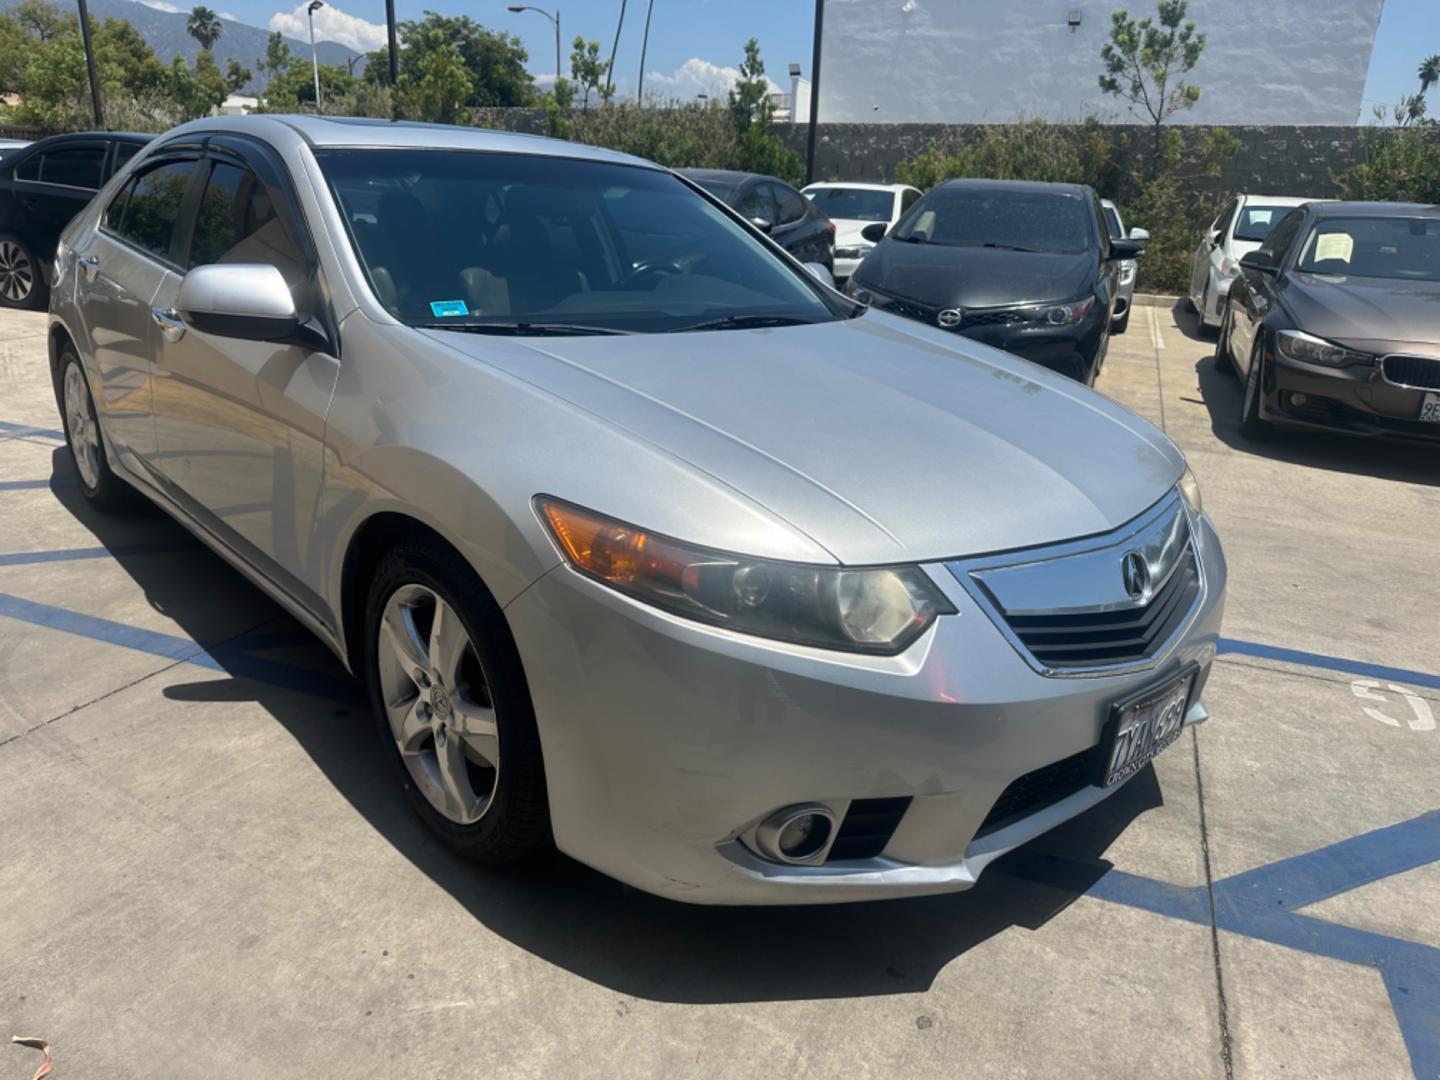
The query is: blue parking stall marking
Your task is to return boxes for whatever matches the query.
[0,591,358,704]
[0,477,77,491]
[0,420,64,441]
[0,540,196,567]
[1219,637,1440,692]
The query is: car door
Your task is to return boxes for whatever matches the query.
[13,139,109,266]
[1192,198,1237,307]
[765,182,816,261]
[1231,209,1305,374]
[148,136,339,616]
[73,151,204,470]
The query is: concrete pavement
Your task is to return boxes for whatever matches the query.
[1,304,1436,1078]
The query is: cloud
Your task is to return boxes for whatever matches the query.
[642,57,782,101]
[138,0,184,11]
[268,2,387,52]
[219,11,237,19]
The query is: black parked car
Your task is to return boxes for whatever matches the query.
[1219,200,1440,441]
[844,179,1143,384]
[0,131,152,309]
[679,168,835,272]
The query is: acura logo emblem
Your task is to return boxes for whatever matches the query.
[1121,551,1151,603]
[937,308,964,329]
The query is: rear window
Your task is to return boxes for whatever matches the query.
[805,187,895,222]
[1233,205,1293,243]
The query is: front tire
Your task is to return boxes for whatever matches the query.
[364,540,550,864]
[57,348,134,511]
[1213,305,1234,374]
[1239,336,1271,439]
[0,235,47,310]
[1112,308,1131,335]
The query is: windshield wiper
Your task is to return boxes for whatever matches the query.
[416,321,632,336]
[675,314,821,333]
[980,242,1044,253]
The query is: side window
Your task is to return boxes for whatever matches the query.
[13,153,39,181]
[771,184,807,226]
[109,159,197,262]
[1213,199,1238,239]
[110,142,143,176]
[736,184,777,224]
[900,188,921,214]
[40,145,106,189]
[103,177,134,233]
[1260,210,1304,260]
[187,158,306,291]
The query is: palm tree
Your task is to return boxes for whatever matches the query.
[187,6,223,52]
[1419,54,1440,96]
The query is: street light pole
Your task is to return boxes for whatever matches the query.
[307,0,324,114]
[603,0,626,101]
[75,0,104,128]
[804,0,824,184]
[385,0,398,87]
[506,5,561,88]
[636,0,654,104]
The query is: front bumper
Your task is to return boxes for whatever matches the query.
[1265,350,1440,441]
[958,307,1109,382]
[504,509,1227,905]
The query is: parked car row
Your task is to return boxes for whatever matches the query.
[49,114,1224,905]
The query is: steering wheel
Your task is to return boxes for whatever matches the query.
[619,256,686,290]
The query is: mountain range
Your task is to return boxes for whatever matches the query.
[32,0,364,89]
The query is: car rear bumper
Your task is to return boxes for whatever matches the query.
[1265,351,1440,440]
[503,512,1227,905]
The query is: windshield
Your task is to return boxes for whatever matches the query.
[1233,205,1292,243]
[316,149,836,333]
[893,188,1094,254]
[1296,216,1440,281]
[805,187,895,222]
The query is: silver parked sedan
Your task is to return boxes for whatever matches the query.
[50,116,1226,904]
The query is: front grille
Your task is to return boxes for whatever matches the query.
[1003,547,1202,669]
[962,310,1028,328]
[1382,354,1440,390]
[827,796,911,861]
[974,749,1095,839]
[885,298,934,324]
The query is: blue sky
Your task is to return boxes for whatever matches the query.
[218,0,1430,120]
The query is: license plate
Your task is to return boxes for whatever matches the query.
[1099,669,1195,787]
[1420,393,1440,424]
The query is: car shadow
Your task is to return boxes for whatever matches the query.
[1164,302,1440,487]
[48,446,1172,1005]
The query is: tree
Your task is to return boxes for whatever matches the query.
[728,38,801,180]
[1420,54,1440,96]
[186,6,222,52]
[256,30,293,85]
[394,40,471,123]
[13,0,63,42]
[1098,0,1206,177]
[171,48,227,119]
[569,36,609,111]
[224,57,251,94]
[366,13,534,110]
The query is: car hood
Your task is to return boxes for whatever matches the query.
[421,317,1183,564]
[1282,273,1440,352]
[831,218,883,248]
[855,242,1096,309]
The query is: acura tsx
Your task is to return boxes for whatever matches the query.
[50,116,1225,904]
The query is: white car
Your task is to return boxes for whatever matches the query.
[1187,194,1322,331]
[802,181,922,280]
[1101,198,1149,335]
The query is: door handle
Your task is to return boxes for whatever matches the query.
[152,306,186,342]
[79,254,100,282]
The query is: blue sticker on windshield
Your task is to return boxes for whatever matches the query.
[430,300,469,317]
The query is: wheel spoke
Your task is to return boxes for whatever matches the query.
[453,697,499,769]
[435,731,481,822]
[428,598,468,687]
[380,603,429,679]
[389,695,430,754]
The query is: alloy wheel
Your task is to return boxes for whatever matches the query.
[0,240,33,304]
[376,583,499,825]
[63,361,101,490]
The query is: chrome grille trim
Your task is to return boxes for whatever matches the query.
[946,491,1207,678]
[1380,354,1440,391]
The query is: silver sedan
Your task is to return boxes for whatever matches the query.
[49,116,1226,904]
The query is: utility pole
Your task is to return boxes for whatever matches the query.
[307,0,324,114]
[75,0,104,128]
[386,0,399,86]
[804,0,824,184]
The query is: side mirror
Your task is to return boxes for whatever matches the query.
[1239,249,1278,274]
[177,263,300,341]
[860,222,888,244]
[1129,227,1150,241]
[803,261,834,288]
[749,216,774,234]
[1110,238,1144,259]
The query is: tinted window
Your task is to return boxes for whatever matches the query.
[112,142,143,174]
[13,153,39,181]
[1296,216,1440,281]
[691,177,736,200]
[317,148,834,333]
[1212,199,1238,236]
[188,160,305,289]
[735,183,776,223]
[771,184,807,225]
[1260,210,1304,259]
[1234,204,1295,243]
[806,187,895,222]
[41,146,105,189]
[894,187,1094,254]
[900,189,921,212]
[1103,206,1122,239]
[110,159,196,261]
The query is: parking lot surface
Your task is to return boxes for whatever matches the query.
[1,303,1437,1079]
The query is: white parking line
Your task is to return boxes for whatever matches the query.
[1147,305,1166,351]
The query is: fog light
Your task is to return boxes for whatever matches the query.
[1290,392,1308,407]
[754,804,835,864]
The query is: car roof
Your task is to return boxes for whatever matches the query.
[802,181,913,192]
[934,177,1091,197]
[24,131,151,150]
[158,114,662,171]
[1308,200,1440,217]
[1238,194,1323,206]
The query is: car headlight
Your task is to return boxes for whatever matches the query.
[1219,256,1240,278]
[1020,295,1096,326]
[835,244,873,259]
[1274,329,1370,367]
[1177,465,1203,516]
[537,499,955,654]
[53,237,70,288]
